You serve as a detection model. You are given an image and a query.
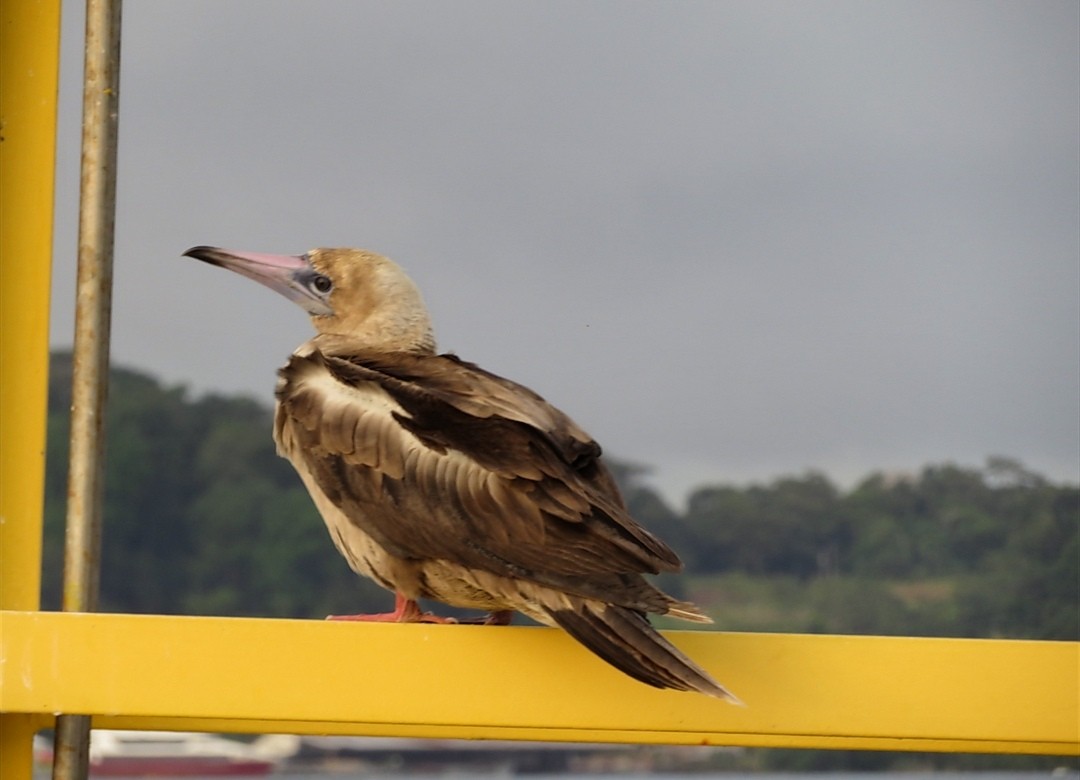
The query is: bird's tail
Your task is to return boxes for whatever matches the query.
[547,602,741,703]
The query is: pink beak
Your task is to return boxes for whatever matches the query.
[183,246,333,316]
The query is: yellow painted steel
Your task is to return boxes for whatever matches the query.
[0,1,61,778]
[0,0,59,613]
[2,611,1077,755]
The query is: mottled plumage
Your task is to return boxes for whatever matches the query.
[184,245,737,701]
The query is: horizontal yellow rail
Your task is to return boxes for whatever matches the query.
[1,610,1076,754]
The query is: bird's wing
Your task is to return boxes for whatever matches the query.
[274,348,682,595]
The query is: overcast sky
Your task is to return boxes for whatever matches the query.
[50,1,1079,504]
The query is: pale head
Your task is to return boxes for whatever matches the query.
[184,246,436,353]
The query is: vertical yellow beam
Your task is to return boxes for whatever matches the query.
[0,0,62,778]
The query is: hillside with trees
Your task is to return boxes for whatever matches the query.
[39,352,1078,771]
[41,352,1077,646]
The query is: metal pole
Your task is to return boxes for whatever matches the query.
[53,0,123,778]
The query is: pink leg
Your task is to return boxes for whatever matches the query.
[327,592,458,624]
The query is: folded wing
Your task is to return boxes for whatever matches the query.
[275,348,683,609]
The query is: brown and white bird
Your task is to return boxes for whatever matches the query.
[184,245,737,701]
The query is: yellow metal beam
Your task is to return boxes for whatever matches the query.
[0,0,58,617]
[0,0,61,778]
[2,611,1077,755]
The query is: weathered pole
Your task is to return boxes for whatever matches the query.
[53,0,124,778]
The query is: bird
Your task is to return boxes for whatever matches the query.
[183,245,738,701]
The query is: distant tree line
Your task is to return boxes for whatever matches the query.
[41,352,1078,644]
[625,458,1076,640]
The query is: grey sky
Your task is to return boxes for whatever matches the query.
[50,1,1079,503]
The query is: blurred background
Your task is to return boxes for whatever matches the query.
[44,0,1077,655]
[38,3,1078,771]
[48,1,1079,501]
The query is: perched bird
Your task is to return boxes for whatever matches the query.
[184,245,737,701]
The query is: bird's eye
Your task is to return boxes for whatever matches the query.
[311,274,333,294]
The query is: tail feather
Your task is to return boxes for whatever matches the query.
[666,600,714,624]
[548,602,741,703]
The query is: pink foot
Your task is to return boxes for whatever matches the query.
[327,593,457,624]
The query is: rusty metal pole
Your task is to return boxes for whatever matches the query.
[53,0,123,778]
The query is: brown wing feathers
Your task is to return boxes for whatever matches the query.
[276,347,735,699]
[285,349,682,572]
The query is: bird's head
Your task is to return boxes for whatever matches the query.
[183,246,436,353]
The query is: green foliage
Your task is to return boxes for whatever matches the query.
[42,352,379,618]
[683,474,845,577]
[677,462,1077,641]
[42,352,1079,647]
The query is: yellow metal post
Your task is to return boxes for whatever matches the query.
[0,0,62,778]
